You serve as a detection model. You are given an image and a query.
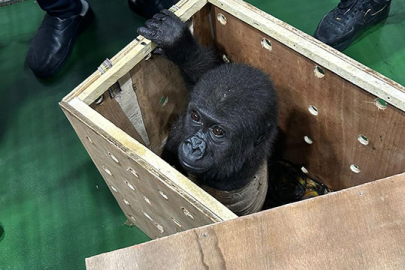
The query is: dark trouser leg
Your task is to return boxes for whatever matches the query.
[37,0,82,18]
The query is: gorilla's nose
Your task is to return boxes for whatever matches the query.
[190,136,205,152]
[184,135,206,160]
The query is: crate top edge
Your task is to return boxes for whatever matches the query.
[64,0,405,113]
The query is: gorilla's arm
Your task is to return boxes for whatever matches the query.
[137,10,222,86]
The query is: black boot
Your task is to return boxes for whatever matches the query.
[26,1,94,78]
[313,0,391,51]
[128,0,178,19]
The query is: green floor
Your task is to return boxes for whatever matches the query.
[0,0,404,269]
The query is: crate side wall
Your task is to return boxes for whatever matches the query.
[206,7,405,190]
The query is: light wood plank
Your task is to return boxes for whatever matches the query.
[86,173,405,270]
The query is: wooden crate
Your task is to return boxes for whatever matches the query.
[59,0,405,267]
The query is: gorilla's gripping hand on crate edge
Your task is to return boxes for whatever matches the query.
[137,9,222,86]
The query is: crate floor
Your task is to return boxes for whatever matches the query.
[0,0,404,269]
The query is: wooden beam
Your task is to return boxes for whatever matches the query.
[86,172,405,270]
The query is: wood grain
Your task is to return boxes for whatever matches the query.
[204,7,405,190]
[86,173,405,270]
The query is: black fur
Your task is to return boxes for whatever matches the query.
[138,10,278,191]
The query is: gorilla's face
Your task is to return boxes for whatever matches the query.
[176,63,278,181]
[178,103,231,175]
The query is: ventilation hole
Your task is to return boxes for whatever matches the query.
[375,98,387,110]
[301,166,309,174]
[181,207,194,219]
[304,136,313,145]
[127,167,139,178]
[143,196,152,205]
[110,185,118,192]
[217,13,227,25]
[358,135,369,145]
[102,166,112,176]
[172,217,182,227]
[129,215,136,222]
[85,136,93,144]
[155,223,165,234]
[95,95,104,105]
[159,96,169,106]
[159,190,168,200]
[126,181,136,191]
[108,152,119,163]
[350,164,361,173]
[143,211,153,221]
[145,53,152,61]
[314,66,325,78]
[261,38,272,51]
[123,198,130,206]
[141,41,147,46]
[222,54,230,63]
[308,105,319,116]
[202,233,208,237]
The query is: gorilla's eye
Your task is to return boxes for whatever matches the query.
[191,111,200,121]
[212,126,224,137]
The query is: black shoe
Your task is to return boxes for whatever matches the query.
[128,0,178,19]
[313,0,391,51]
[26,6,94,78]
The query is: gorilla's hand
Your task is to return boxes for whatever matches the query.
[137,10,193,52]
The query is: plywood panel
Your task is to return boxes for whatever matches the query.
[205,7,405,190]
[192,4,215,47]
[86,173,405,270]
[61,99,236,240]
[90,91,145,145]
[129,56,188,155]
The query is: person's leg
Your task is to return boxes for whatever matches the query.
[37,0,82,18]
[313,0,391,51]
[27,0,94,78]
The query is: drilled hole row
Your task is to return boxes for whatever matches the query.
[115,180,191,233]
[303,133,369,174]
[303,134,369,146]
[101,154,191,233]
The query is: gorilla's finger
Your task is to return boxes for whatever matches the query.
[137,27,157,39]
[160,9,175,16]
[145,19,161,29]
[152,12,167,21]
[152,47,164,55]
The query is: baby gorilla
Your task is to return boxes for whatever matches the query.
[138,10,278,215]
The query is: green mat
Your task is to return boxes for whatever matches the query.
[0,0,404,269]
